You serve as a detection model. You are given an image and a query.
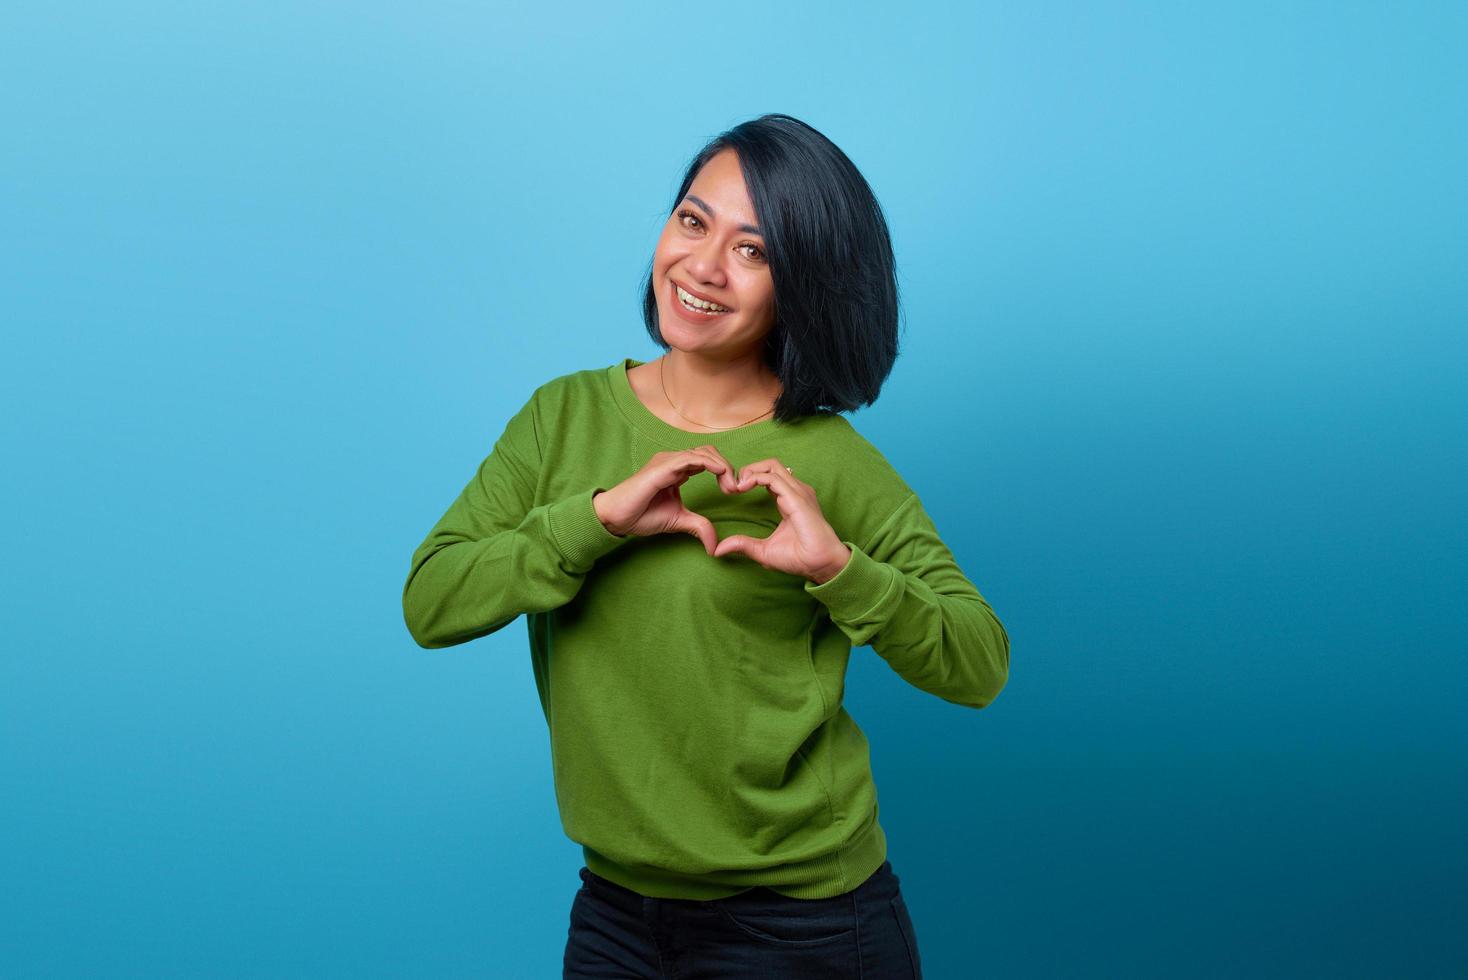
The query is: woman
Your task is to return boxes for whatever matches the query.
[402,113,1010,979]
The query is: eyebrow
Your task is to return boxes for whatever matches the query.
[684,195,764,237]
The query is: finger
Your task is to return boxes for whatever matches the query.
[701,446,742,494]
[734,458,798,490]
[732,469,808,519]
[735,463,801,497]
[672,510,722,554]
[685,446,739,494]
[734,458,773,485]
[664,450,733,488]
[678,512,721,556]
[713,533,767,564]
[655,453,726,490]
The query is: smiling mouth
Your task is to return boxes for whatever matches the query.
[673,281,732,315]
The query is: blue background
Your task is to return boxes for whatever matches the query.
[3,2,1463,977]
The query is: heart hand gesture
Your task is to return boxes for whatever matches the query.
[593,451,852,584]
[713,459,852,584]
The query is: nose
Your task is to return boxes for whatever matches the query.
[683,234,729,286]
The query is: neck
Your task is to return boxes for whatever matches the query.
[659,349,781,428]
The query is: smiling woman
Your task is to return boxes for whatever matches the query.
[402,112,1008,980]
[639,115,900,425]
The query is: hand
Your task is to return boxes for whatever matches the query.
[592,446,742,555]
[711,458,853,583]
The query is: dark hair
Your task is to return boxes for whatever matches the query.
[640,113,901,421]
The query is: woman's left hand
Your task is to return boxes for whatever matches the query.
[712,458,853,584]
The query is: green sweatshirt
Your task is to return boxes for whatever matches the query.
[402,357,1009,900]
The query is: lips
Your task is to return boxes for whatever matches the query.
[672,279,732,310]
[668,281,730,323]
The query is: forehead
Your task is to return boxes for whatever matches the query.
[687,149,756,219]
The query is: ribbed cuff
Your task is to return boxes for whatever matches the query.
[545,487,632,572]
[803,540,899,622]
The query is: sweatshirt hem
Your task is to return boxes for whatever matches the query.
[580,811,888,901]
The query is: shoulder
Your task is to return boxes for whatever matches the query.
[792,411,917,546]
[517,360,620,414]
[811,413,914,492]
[491,361,615,448]
[530,361,612,398]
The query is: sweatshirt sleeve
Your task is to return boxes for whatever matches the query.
[402,392,634,649]
[804,492,1010,708]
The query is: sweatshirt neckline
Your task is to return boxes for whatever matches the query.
[607,357,786,449]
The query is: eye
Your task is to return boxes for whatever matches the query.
[676,209,766,262]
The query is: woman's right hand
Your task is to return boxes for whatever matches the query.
[592,447,741,555]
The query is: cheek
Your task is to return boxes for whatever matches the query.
[742,278,775,313]
[654,241,686,273]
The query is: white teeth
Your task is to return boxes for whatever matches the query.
[676,284,729,312]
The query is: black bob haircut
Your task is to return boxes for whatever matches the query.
[640,113,901,422]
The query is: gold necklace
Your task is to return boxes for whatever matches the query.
[659,356,776,431]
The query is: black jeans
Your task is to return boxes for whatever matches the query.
[563,859,923,979]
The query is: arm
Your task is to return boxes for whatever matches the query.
[804,493,1010,708]
[401,394,632,649]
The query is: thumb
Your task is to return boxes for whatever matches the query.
[671,511,721,556]
[713,534,764,563]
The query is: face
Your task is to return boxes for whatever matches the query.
[652,147,776,357]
